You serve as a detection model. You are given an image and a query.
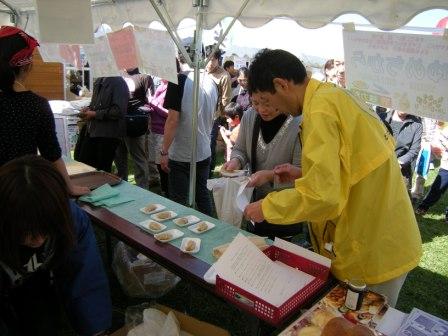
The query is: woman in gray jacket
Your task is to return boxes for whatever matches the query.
[223,104,302,239]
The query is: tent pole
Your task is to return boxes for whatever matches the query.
[147,0,193,67]
[0,0,19,26]
[188,3,205,208]
[204,0,251,64]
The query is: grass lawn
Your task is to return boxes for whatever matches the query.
[103,155,448,335]
[397,169,448,320]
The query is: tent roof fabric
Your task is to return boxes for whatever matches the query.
[1,0,448,33]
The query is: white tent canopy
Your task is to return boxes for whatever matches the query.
[1,0,448,35]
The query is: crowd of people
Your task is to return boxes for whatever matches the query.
[0,24,445,335]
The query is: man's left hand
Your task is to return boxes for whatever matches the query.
[244,199,265,223]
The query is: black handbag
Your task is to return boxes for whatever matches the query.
[126,106,150,137]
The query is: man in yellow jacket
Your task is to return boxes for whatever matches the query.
[244,49,422,307]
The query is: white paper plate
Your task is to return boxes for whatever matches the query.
[150,210,177,222]
[180,238,201,254]
[173,215,200,227]
[138,219,166,234]
[220,169,246,178]
[139,203,166,215]
[154,229,184,243]
[188,221,215,234]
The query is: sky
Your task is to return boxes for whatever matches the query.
[152,8,448,64]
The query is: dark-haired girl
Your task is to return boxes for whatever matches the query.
[0,155,111,336]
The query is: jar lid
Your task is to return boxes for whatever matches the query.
[349,279,367,290]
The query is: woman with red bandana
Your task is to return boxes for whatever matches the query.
[0,26,89,196]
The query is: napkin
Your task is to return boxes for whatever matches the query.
[92,194,135,207]
[79,184,134,207]
[79,184,119,203]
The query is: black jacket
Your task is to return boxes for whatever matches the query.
[379,111,423,178]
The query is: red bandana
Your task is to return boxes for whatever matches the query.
[0,26,39,67]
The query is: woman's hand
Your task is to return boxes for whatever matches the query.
[273,164,302,184]
[247,170,274,187]
[222,158,241,172]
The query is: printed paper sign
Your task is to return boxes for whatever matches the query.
[36,0,93,44]
[107,27,139,71]
[59,44,82,69]
[83,36,118,78]
[39,43,63,63]
[343,30,448,121]
[134,27,178,84]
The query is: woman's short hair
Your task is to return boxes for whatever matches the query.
[224,102,244,120]
[0,155,75,272]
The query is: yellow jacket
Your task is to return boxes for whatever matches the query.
[262,79,422,284]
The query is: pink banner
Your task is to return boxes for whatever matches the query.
[107,27,139,71]
[59,44,81,69]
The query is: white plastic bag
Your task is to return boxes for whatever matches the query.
[207,176,254,228]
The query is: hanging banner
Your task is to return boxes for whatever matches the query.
[107,27,140,71]
[343,30,448,121]
[39,43,64,63]
[83,36,118,78]
[35,0,93,44]
[59,44,82,69]
[134,27,178,84]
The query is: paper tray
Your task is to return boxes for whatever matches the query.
[70,171,121,190]
[215,245,330,326]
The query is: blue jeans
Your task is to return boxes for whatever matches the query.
[168,157,212,216]
[419,168,448,212]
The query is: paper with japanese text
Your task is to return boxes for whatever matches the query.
[36,0,93,44]
[83,36,118,78]
[343,30,448,121]
[59,44,82,69]
[134,27,178,84]
[214,233,314,307]
[39,44,63,63]
[107,27,139,71]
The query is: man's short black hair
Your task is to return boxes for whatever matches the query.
[248,49,307,94]
[223,60,234,70]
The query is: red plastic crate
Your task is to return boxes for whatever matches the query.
[215,245,330,326]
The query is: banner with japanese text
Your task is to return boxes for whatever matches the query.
[343,30,448,121]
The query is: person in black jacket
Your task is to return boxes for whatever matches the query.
[0,155,111,336]
[379,109,423,190]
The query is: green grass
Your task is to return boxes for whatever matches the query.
[397,169,448,320]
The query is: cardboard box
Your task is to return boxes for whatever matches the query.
[110,304,230,336]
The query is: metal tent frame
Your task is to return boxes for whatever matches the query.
[147,0,251,208]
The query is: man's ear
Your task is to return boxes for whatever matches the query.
[273,78,289,93]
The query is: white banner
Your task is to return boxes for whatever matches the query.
[343,30,448,121]
[134,27,178,84]
[36,0,93,44]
